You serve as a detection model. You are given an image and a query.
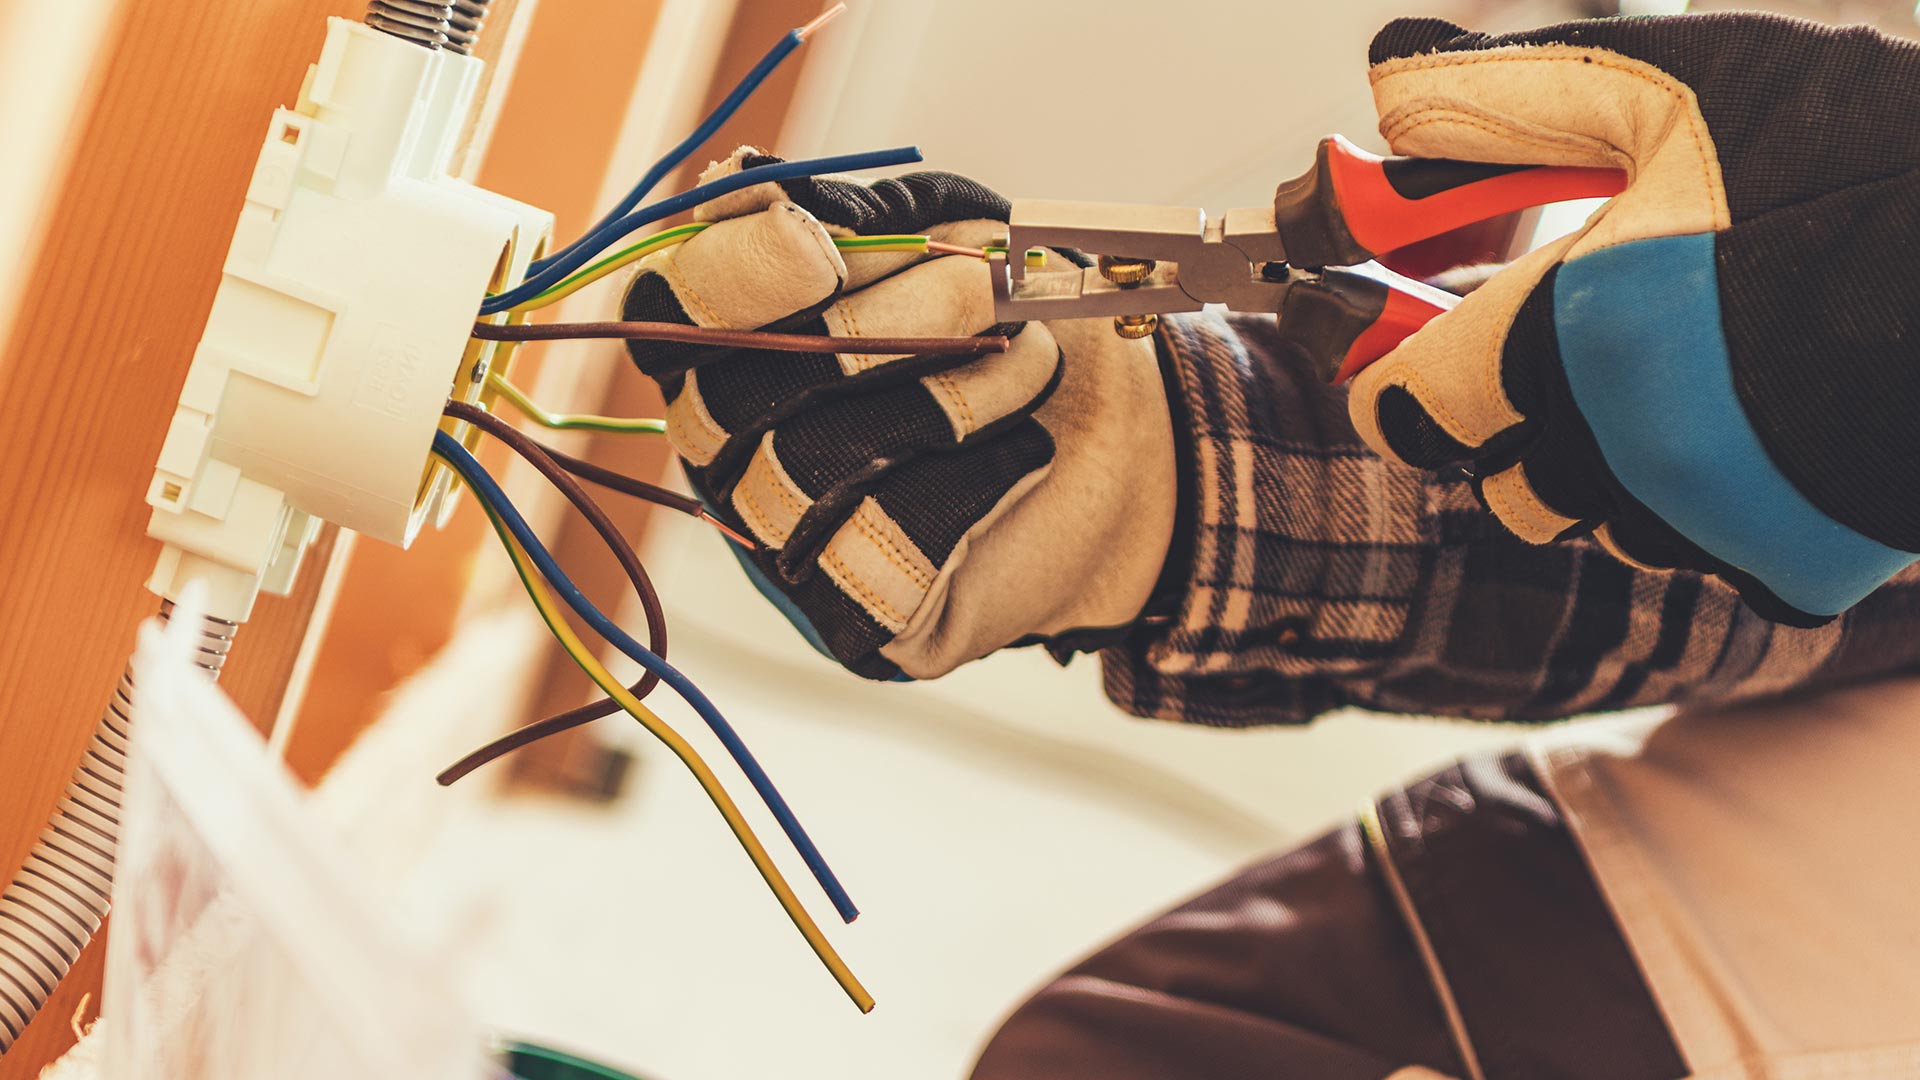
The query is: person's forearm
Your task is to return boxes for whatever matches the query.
[1102,312,1920,727]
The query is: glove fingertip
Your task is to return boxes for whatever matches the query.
[695,145,769,186]
[1369,17,1475,65]
[1373,382,1476,468]
[693,146,814,223]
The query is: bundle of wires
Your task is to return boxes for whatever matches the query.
[481,147,934,314]
[478,2,949,316]
[439,2,1020,1012]
[435,427,875,1010]
[500,223,982,316]
[478,4,995,318]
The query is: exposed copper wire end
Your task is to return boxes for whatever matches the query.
[927,240,989,259]
[797,3,846,40]
[700,510,760,551]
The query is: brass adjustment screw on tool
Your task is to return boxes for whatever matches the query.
[1098,256,1159,338]
[1097,254,1156,284]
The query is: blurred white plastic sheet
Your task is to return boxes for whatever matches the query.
[104,594,484,1080]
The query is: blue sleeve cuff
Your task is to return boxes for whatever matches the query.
[1555,233,1916,616]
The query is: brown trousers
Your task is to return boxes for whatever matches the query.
[972,678,1920,1079]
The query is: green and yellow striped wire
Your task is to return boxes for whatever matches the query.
[485,371,666,436]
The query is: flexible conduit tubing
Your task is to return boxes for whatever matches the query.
[365,0,453,49]
[444,0,491,54]
[0,602,237,1054]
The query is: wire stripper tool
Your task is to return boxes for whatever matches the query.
[991,135,1626,382]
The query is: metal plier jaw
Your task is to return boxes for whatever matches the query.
[991,135,1628,382]
[989,202,1292,318]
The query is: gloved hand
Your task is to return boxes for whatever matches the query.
[620,149,1178,680]
[1347,13,1920,625]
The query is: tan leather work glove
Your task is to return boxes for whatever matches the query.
[621,149,1178,680]
[1347,14,1920,625]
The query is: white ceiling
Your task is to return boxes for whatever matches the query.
[779,0,1593,211]
[779,0,1919,211]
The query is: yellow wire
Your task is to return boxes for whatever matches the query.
[457,471,874,1013]
[485,371,666,435]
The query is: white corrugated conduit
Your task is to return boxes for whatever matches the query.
[0,603,235,1053]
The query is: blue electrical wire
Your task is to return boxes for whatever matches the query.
[530,27,807,276]
[480,145,923,315]
[433,430,859,923]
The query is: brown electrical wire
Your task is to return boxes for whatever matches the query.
[438,401,668,785]
[471,320,1009,356]
[534,440,759,551]
[441,422,763,782]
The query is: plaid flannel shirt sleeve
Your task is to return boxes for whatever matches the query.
[1101,311,1920,728]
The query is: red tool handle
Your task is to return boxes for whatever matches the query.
[1273,135,1627,270]
[1278,266,1459,384]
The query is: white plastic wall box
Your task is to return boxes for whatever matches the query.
[147,17,552,622]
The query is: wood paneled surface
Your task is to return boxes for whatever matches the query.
[0,3,528,1072]
[0,0,124,350]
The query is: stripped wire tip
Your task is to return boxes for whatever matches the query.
[796,3,847,40]
[926,240,990,259]
[697,509,760,551]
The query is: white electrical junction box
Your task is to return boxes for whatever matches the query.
[146,17,552,621]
